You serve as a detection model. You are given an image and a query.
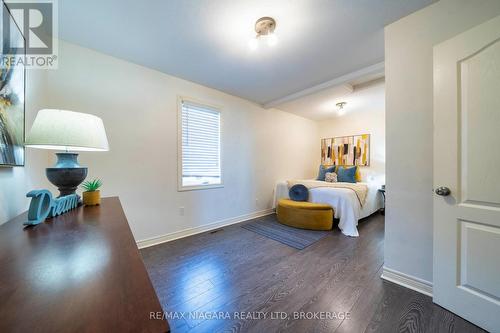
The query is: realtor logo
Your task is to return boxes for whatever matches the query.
[1,0,58,68]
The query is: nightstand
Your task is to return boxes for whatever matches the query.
[378,187,385,215]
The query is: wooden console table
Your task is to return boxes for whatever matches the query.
[0,197,169,333]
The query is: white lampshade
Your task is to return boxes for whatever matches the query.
[25,109,109,151]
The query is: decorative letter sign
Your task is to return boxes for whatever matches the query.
[25,190,79,226]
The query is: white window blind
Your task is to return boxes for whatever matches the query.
[180,100,221,188]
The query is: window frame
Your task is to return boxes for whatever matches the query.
[177,96,223,191]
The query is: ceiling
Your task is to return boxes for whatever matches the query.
[58,0,435,105]
[277,77,385,120]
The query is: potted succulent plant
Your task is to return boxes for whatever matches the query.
[81,179,103,206]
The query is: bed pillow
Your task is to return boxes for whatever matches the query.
[335,165,362,182]
[355,167,362,182]
[289,184,309,201]
[316,165,335,181]
[325,172,337,183]
[336,166,357,183]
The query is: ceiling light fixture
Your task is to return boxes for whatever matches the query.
[336,102,347,115]
[249,17,277,50]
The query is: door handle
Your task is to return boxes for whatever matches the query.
[435,186,451,196]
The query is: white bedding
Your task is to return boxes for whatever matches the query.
[274,181,383,237]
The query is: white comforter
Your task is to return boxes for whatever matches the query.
[274,181,382,237]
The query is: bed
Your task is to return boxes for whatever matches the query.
[274,180,383,237]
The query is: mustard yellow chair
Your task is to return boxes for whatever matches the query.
[276,199,333,231]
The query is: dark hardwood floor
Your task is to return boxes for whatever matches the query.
[140,213,485,333]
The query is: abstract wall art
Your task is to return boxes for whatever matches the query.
[321,134,370,166]
[0,2,25,167]
[320,138,334,165]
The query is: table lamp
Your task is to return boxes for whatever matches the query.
[25,109,109,197]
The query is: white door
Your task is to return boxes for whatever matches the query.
[433,15,500,333]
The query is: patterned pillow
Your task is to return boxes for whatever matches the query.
[325,172,338,183]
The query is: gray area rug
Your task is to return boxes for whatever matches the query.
[241,214,330,250]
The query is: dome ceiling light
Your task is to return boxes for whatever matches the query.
[249,17,278,50]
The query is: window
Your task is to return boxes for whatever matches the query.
[179,98,222,190]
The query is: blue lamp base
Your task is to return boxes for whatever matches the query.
[46,153,88,197]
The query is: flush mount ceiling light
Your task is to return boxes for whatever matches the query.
[249,17,278,50]
[336,102,347,115]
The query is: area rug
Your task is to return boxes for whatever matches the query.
[241,215,330,250]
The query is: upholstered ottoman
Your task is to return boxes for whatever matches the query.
[276,199,333,231]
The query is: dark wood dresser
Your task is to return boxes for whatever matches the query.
[0,197,169,333]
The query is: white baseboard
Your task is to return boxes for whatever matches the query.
[136,208,275,249]
[381,266,433,297]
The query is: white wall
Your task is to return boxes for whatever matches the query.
[318,80,385,185]
[385,0,500,283]
[0,70,50,224]
[45,41,319,242]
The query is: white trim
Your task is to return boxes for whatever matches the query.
[178,184,224,192]
[263,62,385,108]
[381,266,433,297]
[136,208,275,249]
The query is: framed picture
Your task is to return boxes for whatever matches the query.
[320,138,333,165]
[0,2,26,167]
[353,134,370,166]
[321,134,370,166]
